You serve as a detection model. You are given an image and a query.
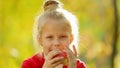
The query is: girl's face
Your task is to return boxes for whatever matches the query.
[39,19,73,56]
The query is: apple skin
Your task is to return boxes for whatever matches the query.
[53,51,68,65]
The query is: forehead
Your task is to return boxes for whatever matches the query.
[45,18,70,29]
[42,19,71,34]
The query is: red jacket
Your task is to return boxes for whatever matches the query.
[21,53,86,68]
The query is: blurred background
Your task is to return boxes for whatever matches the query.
[0,0,120,68]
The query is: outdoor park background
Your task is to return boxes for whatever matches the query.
[0,0,120,68]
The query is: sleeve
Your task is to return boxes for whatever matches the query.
[77,60,87,68]
[21,60,33,68]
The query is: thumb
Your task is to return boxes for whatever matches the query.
[72,45,77,57]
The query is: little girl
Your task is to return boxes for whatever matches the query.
[21,0,86,68]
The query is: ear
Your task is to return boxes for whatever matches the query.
[70,34,73,44]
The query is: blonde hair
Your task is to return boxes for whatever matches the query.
[33,0,79,51]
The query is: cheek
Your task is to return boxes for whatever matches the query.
[42,41,51,55]
[61,40,71,47]
[43,45,50,56]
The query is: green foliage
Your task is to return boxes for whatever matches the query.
[0,0,120,68]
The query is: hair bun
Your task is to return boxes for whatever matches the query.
[44,0,61,11]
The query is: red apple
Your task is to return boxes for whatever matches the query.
[53,51,68,65]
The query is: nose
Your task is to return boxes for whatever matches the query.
[53,39,61,47]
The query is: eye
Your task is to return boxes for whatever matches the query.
[60,35,68,38]
[46,36,53,39]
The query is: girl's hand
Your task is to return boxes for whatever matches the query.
[42,50,64,68]
[65,45,77,68]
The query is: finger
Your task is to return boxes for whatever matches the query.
[64,46,73,55]
[64,46,77,68]
[72,45,77,57]
[64,46,76,60]
[51,60,63,67]
[50,57,64,64]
